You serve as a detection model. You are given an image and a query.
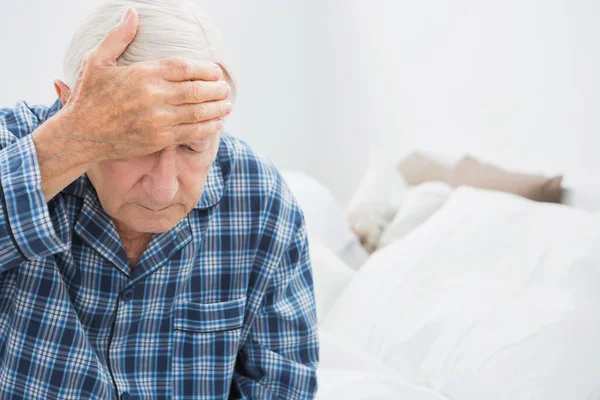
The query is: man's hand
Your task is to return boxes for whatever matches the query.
[32,7,232,202]
[59,7,232,164]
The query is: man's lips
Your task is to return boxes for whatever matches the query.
[139,204,171,212]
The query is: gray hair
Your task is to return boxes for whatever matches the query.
[63,0,237,102]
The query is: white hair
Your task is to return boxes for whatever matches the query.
[63,0,237,102]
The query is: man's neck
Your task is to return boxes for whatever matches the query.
[113,219,154,269]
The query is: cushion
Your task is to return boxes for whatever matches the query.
[448,156,563,203]
[346,148,407,254]
[378,182,452,249]
[281,170,368,269]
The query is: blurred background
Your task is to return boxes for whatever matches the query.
[1,0,598,203]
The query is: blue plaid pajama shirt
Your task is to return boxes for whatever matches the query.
[0,99,319,399]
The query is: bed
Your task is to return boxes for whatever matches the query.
[282,166,600,400]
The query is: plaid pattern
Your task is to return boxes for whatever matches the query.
[0,99,319,399]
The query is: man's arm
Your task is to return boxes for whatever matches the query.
[0,104,76,273]
[0,7,230,274]
[232,211,319,399]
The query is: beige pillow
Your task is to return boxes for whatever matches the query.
[398,152,453,186]
[448,156,563,203]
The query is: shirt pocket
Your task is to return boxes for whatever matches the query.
[172,297,246,333]
[171,297,246,399]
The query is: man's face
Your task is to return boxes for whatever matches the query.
[86,132,220,236]
[55,65,230,239]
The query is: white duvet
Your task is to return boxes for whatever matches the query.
[317,329,450,400]
[321,187,600,400]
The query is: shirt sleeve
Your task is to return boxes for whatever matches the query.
[0,105,71,273]
[231,211,320,399]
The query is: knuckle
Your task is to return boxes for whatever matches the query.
[161,57,176,67]
[135,84,153,107]
[191,82,204,101]
[159,58,172,72]
[83,50,101,68]
[178,60,191,77]
[140,83,156,99]
[192,105,205,121]
[133,62,153,76]
[151,107,167,122]
[166,57,190,76]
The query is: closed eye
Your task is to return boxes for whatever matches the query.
[181,145,202,153]
[180,137,212,154]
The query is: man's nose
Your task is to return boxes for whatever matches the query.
[144,150,179,206]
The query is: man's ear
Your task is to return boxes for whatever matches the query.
[53,79,71,106]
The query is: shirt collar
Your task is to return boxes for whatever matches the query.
[50,98,224,209]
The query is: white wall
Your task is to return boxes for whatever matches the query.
[0,1,101,106]
[196,1,310,171]
[2,1,598,205]
[306,0,600,203]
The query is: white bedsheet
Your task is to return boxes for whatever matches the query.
[317,369,449,400]
[322,187,600,400]
[317,330,450,399]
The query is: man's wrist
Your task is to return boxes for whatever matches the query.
[32,111,96,201]
[51,107,104,167]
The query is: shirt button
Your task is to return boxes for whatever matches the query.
[121,287,135,302]
[121,392,131,400]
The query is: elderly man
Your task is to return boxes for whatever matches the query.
[0,2,318,399]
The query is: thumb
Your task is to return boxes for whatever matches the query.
[92,7,139,65]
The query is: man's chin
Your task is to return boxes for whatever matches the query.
[130,218,178,234]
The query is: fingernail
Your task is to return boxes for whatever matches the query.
[120,8,131,24]
[221,83,231,98]
[213,65,222,79]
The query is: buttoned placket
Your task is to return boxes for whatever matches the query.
[106,282,137,400]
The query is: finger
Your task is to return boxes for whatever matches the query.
[159,58,222,82]
[172,100,232,124]
[171,118,224,143]
[167,80,230,105]
[92,8,139,65]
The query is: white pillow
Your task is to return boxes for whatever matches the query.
[378,181,452,249]
[282,170,368,269]
[346,148,407,253]
[308,237,356,322]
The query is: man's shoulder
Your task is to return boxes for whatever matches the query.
[0,99,60,144]
[217,133,284,197]
[215,133,302,222]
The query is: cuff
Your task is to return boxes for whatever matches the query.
[0,134,70,260]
